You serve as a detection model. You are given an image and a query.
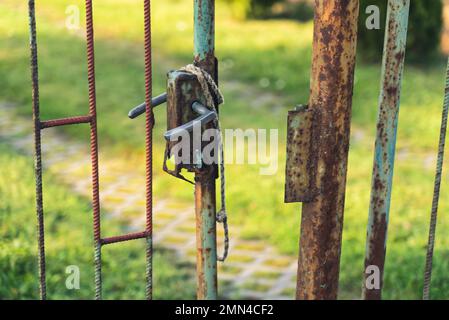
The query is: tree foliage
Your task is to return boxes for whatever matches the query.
[358,0,443,62]
[226,0,313,20]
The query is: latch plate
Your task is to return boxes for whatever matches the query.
[284,105,316,203]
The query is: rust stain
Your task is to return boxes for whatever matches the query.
[364,213,387,300]
[195,169,218,299]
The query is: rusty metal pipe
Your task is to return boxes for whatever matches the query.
[193,0,218,300]
[363,0,410,300]
[194,171,218,299]
[296,0,359,300]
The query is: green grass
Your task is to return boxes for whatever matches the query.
[0,144,195,299]
[2,0,449,299]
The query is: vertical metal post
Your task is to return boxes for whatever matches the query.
[296,1,359,300]
[143,0,154,300]
[193,0,218,300]
[363,0,409,300]
[28,0,47,300]
[85,0,103,300]
[422,58,449,300]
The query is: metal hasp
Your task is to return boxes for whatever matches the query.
[363,0,409,300]
[165,70,214,172]
[194,0,218,300]
[294,1,359,300]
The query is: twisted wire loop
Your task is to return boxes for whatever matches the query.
[179,64,229,262]
[213,99,228,262]
[28,0,47,300]
[143,0,154,300]
[85,0,102,300]
[423,59,449,300]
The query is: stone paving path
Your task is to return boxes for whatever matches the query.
[0,102,297,299]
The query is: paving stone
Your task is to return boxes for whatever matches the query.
[227,254,255,264]
[253,270,284,280]
[263,256,293,268]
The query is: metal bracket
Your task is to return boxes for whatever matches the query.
[284,104,316,203]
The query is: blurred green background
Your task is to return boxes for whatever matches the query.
[2,0,449,299]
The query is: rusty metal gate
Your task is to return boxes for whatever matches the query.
[28,0,225,300]
[285,0,449,300]
[28,0,449,300]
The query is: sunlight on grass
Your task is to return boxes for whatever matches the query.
[0,144,195,299]
[2,0,449,299]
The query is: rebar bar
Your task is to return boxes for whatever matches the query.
[143,0,154,300]
[422,58,449,300]
[85,0,102,300]
[28,0,47,300]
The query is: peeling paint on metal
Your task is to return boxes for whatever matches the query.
[193,0,218,300]
[195,170,218,299]
[194,0,215,63]
[363,0,410,301]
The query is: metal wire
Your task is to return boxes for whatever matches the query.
[28,0,47,300]
[40,115,92,129]
[423,58,449,300]
[85,0,102,300]
[101,231,148,246]
[143,0,154,300]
